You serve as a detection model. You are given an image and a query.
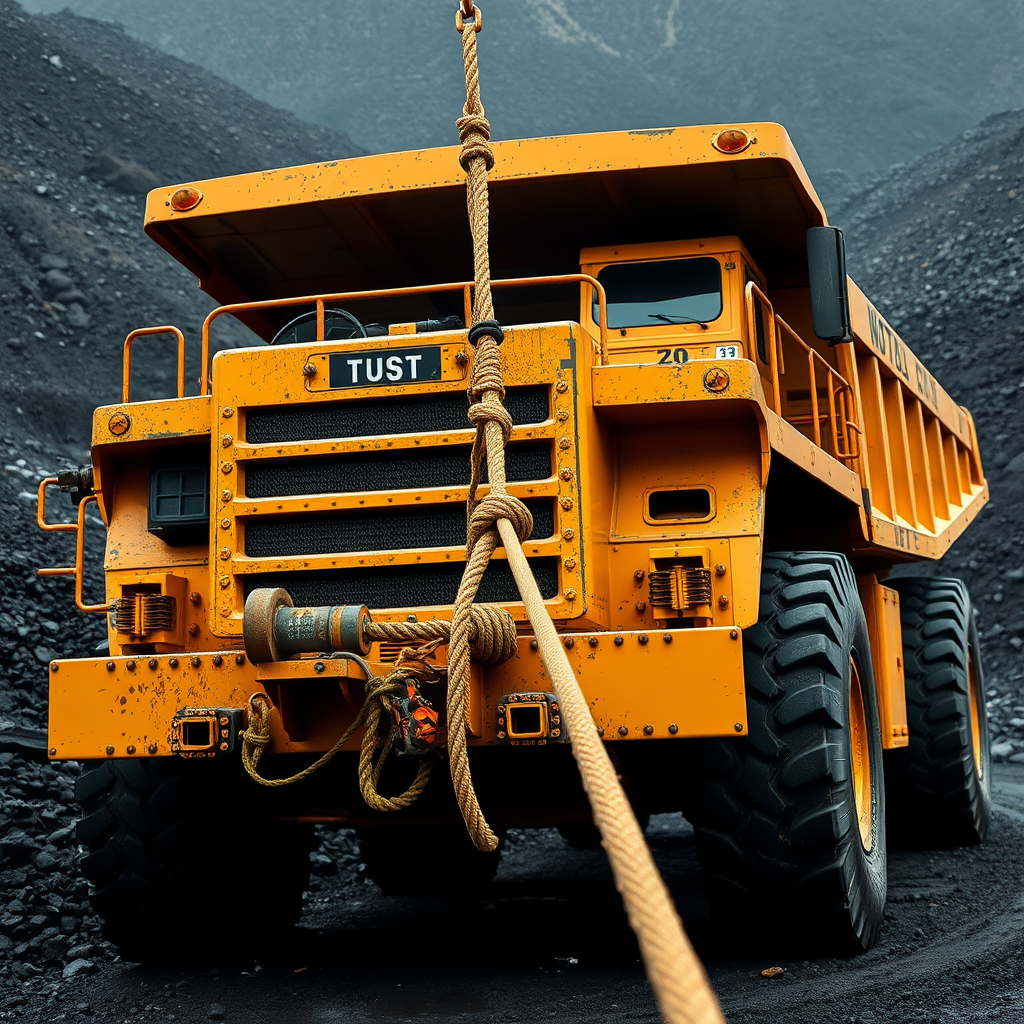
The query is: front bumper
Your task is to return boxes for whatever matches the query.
[47,626,747,761]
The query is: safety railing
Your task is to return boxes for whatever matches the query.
[745,282,861,463]
[198,273,610,396]
[36,479,108,613]
[122,326,187,403]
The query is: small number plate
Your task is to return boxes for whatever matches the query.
[327,346,443,388]
[714,344,740,359]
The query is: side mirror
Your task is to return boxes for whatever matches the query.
[807,226,853,343]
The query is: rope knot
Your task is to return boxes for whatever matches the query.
[467,398,513,446]
[467,605,518,664]
[468,493,533,549]
[457,113,494,171]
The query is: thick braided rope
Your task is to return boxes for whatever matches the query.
[454,8,726,1023]
[365,605,517,665]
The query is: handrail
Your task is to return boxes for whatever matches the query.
[122,326,187,403]
[36,493,108,613]
[744,282,861,463]
[199,273,610,395]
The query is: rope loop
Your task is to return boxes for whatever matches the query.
[455,2,481,33]
[467,398,512,445]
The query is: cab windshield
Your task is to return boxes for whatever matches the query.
[595,257,723,329]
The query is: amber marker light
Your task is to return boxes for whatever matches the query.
[712,129,751,154]
[169,187,203,211]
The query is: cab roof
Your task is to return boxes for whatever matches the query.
[144,123,827,339]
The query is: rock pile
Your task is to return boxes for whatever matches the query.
[839,108,1024,765]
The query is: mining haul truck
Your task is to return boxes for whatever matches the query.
[38,123,990,959]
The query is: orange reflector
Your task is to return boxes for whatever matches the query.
[712,129,751,154]
[169,187,203,212]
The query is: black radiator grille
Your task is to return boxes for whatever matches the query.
[244,499,554,557]
[246,385,549,444]
[244,558,559,610]
[245,442,552,499]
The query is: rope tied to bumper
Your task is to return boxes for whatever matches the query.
[240,647,435,812]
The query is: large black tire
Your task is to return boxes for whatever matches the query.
[688,551,887,953]
[886,577,991,846]
[76,758,313,963]
[356,824,502,896]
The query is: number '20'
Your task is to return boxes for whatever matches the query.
[656,348,688,365]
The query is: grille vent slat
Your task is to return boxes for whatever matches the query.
[244,558,559,610]
[245,442,551,499]
[244,499,554,558]
[246,386,549,445]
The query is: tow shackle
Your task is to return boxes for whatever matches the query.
[243,587,371,663]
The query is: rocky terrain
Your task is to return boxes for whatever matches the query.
[0,2,1022,1020]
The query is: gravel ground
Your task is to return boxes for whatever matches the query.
[1,1,1022,1020]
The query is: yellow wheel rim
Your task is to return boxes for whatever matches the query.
[967,648,984,780]
[849,658,873,851]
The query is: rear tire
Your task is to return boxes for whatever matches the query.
[886,577,991,845]
[76,758,312,963]
[689,551,887,953]
[356,824,502,895]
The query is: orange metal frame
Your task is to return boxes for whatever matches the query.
[122,326,187,403]
[36,479,108,613]
[745,281,861,463]
[196,274,610,396]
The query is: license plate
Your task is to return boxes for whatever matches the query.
[328,346,443,388]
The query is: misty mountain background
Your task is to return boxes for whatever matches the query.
[17,0,1024,202]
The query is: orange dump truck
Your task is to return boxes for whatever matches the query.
[39,123,990,959]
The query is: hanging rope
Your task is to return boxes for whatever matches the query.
[450,5,727,1023]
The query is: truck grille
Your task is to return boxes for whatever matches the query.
[244,558,559,609]
[245,442,551,499]
[244,499,555,557]
[246,385,549,444]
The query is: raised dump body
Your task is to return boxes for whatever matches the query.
[39,123,990,959]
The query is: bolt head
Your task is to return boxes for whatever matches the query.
[148,658,158,669]
[302,362,317,377]
[588,636,599,647]
[50,661,59,672]
[147,743,158,755]
[559,495,574,510]
[663,633,673,643]
[212,654,223,666]
[48,747,57,757]
[190,657,201,668]
[617,725,628,737]
[126,745,136,755]
[558,436,572,450]
[668,723,678,735]
[556,380,569,393]
[559,467,574,480]
[614,635,624,646]
[715,563,727,576]
[530,639,539,650]
[565,588,578,601]
[718,595,729,608]
[562,527,575,541]
[734,722,744,733]
[105,745,115,756]
[222,406,234,418]
[105,660,115,672]
[643,724,654,736]
[596,726,605,737]
[638,633,648,645]
[563,637,575,648]
[220,434,233,448]
[236,653,246,665]
[219,742,229,751]
[219,547,231,560]
[729,629,739,640]
[168,657,179,668]
[314,661,326,673]
[188,623,200,636]
[635,601,646,613]
[221,489,232,501]
[125,660,136,671]
[634,569,645,581]
[221,461,233,474]
[219,576,231,589]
